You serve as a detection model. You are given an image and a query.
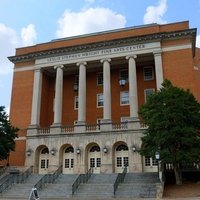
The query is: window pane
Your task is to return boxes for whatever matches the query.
[121,92,129,105]
[75,96,78,109]
[90,158,95,168]
[97,72,103,85]
[145,89,154,101]
[97,94,104,107]
[120,70,128,82]
[145,157,151,166]
[144,67,153,80]
[117,157,122,167]
[65,159,70,168]
[124,157,129,167]
[96,158,101,167]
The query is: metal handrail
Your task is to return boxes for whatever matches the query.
[114,167,127,196]
[0,166,33,194]
[0,167,8,176]
[34,174,47,190]
[33,165,62,190]
[72,168,93,195]
[51,165,62,183]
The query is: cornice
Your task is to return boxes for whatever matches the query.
[8,28,197,63]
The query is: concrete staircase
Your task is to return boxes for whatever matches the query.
[0,174,44,198]
[115,172,159,198]
[73,173,118,198]
[39,174,79,198]
[0,172,159,199]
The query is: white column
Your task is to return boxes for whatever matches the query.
[154,51,164,90]
[101,59,111,121]
[53,65,64,126]
[30,68,43,128]
[126,55,138,118]
[77,62,87,123]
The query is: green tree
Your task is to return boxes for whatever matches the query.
[0,106,19,163]
[138,79,200,185]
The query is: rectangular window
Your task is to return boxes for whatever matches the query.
[97,94,103,107]
[97,72,103,85]
[74,96,78,109]
[145,157,151,166]
[121,91,129,105]
[96,158,101,167]
[120,69,128,82]
[117,157,122,167]
[90,158,95,168]
[144,67,154,80]
[65,159,69,168]
[124,157,129,167]
[145,88,155,102]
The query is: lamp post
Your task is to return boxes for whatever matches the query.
[155,151,160,180]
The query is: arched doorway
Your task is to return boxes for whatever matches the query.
[115,144,129,173]
[88,145,101,173]
[39,147,49,174]
[63,146,74,174]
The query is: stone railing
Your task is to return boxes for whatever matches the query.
[29,121,147,136]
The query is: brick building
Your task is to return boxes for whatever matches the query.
[7,21,200,174]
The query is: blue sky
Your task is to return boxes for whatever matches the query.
[0,0,200,114]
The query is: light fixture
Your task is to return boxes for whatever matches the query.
[119,79,126,86]
[132,146,137,152]
[73,82,78,91]
[76,148,81,154]
[103,147,108,153]
[50,149,56,155]
[155,151,160,160]
[26,149,32,156]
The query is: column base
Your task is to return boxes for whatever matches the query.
[100,119,112,131]
[74,121,86,133]
[128,117,140,129]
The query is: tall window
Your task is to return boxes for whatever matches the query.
[121,91,129,105]
[97,72,103,85]
[74,96,78,109]
[145,88,155,102]
[97,94,103,107]
[120,69,128,82]
[144,67,154,80]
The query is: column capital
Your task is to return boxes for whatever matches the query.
[100,58,111,63]
[153,50,162,56]
[77,62,87,66]
[126,55,137,60]
[54,65,64,69]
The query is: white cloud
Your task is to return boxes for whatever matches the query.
[197,35,200,48]
[143,0,167,24]
[56,7,126,38]
[21,24,37,46]
[0,23,19,75]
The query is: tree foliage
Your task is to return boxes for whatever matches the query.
[138,79,200,185]
[0,106,19,162]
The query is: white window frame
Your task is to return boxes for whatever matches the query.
[143,67,154,81]
[74,96,79,110]
[144,88,155,102]
[97,94,104,108]
[97,72,103,85]
[120,69,129,82]
[120,91,129,105]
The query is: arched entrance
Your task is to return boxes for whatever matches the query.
[115,144,129,173]
[39,147,49,174]
[63,146,74,174]
[88,145,101,173]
